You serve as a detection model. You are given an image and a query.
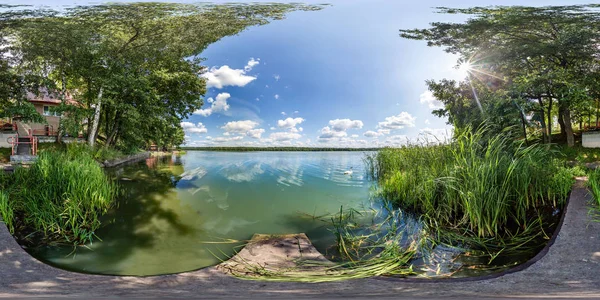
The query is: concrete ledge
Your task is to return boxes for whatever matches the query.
[9,155,37,164]
[99,152,150,168]
[217,233,334,277]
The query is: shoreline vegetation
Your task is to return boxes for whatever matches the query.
[1,2,600,282]
[179,147,379,152]
[0,144,118,245]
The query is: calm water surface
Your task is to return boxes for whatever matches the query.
[30,151,374,275]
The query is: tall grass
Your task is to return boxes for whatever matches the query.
[366,126,574,257]
[587,169,600,219]
[0,147,118,245]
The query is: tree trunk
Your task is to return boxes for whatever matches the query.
[562,107,575,147]
[547,95,553,143]
[537,97,547,143]
[595,99,600,127]
[57,72,68,144]
[88,87,103,148]
[557,106,566,141]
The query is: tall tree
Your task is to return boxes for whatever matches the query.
[401,5,600,146]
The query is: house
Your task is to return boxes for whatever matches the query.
[23,89,74,136]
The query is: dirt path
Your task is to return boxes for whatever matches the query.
[0,179,599,299]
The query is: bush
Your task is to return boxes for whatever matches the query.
[3,149,118,244]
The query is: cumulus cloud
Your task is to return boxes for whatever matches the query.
[281,112,287,116]
[328,119,363,132]
[221,120,259,134]
[419,90,444,110]
[318,126,347,140]
[378,112,416,130]
[244,58,260,72]
[181,122,207,134]
[247,128,265,139]
[274,74,280,81]
[269,132,302,141]
[363,129,390,138]
[194,93,231,116]
[420,127,453,142]
[203,58,259,89]
[208,136,245,143]
[278,117,305,130]
[274,94,280,100]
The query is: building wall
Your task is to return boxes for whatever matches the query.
[26,103,60,136]
[583,131,600,148]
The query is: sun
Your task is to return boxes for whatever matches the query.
[457,61,473,77]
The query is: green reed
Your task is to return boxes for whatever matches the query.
[365,126,573,261]
[587,169,600,219]
[1,146,118,245]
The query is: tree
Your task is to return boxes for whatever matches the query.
[6,3,324,149]
[401,5,600,146]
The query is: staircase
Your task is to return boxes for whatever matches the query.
[16,137,32,155]
[9,122,38,164]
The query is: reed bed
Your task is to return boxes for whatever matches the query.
[0,145,118,245]
[587,169,600,219]
[366,126,573,256]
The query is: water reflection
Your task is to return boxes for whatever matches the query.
[28,151,374,275]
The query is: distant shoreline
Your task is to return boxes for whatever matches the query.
[179,147,380,152]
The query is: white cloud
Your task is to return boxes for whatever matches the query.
[269,132,302,141]
[378,112,416,130]
[281,112,287,116]
[210,136,245,143]
[419,90,444,110]
[274,74,280,81]
[328,119,363,132]
[278,117,305,130]
[293,111,299,114]
[203,58,259,89]
[244,58,260,72]
[385,135,409,146]
[351,134,359,138]
[274,94,280,100]
[420,127,453,142]
[270,127,276,130]
[181,122,207,134]
[363,129,390,138]
[194,93,231,116]
[425,119,431,124]
[221,120,259,134]
[247,128,265,139]
[318,126,347,140]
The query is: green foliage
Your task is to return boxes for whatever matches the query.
[588,169,600,218]
[401,5,600,146]
[4,3,324,150]
[3,148,118,245]
[0,191,14,234]
[367,126,573,242]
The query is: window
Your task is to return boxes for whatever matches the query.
[43,106,61,117]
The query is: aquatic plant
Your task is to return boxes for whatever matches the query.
[3,148,118,245]
[367,125,573,256]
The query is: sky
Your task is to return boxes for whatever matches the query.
[5,0,590,147]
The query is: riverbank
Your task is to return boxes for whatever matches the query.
[0,178,598,298]
[98,151,150,168]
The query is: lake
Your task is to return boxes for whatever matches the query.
[28,151,374,275]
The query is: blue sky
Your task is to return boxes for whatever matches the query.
[7,0,588,147]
